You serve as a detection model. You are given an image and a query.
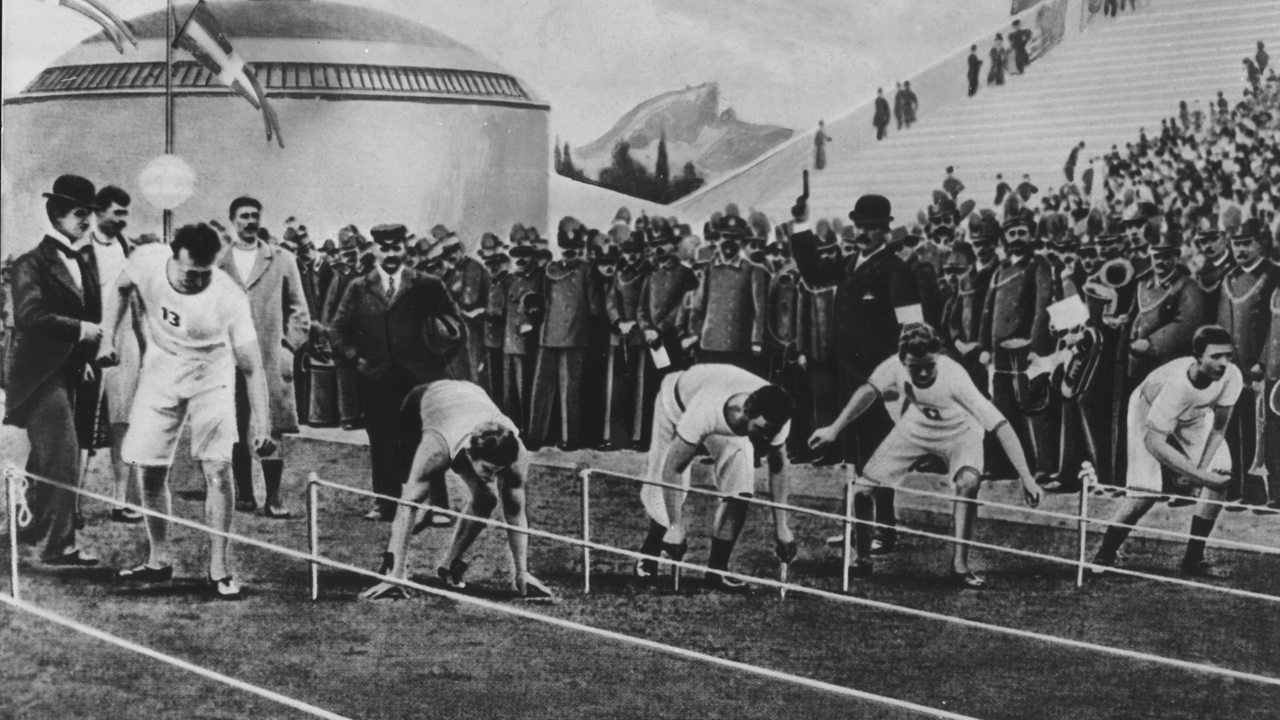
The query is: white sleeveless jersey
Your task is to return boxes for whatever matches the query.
[125,244,257,395]
[868,355,1005,438]
[417,380,520,457]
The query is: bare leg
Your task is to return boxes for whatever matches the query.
[712,497,748,541]
[442,477,498,569]
[139,465,173,567]
[110,423,138,508]
[952,468,982,574]
[201,460,235,580]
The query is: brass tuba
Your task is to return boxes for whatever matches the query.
[1082,258,1135,318]
[1060,326,1104,400]
[1000,337,1052,414]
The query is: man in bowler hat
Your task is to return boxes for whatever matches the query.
[4,175,104,565]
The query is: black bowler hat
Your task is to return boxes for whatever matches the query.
[42,174,100,210]
[848,194,893,225]
[370,223,407,244]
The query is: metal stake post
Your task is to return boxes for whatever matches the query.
[842,465,854,594]
[307,474,320,601]
[1076,462,1093,588]
[579,468,591,594]
[6,466,21,600]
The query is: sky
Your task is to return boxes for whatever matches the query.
[1,0,1009,145]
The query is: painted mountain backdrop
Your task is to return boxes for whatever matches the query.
[569,82,793,188]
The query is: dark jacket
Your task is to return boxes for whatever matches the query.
[330,268,465,384]
[4,237,102,425]
[791,229,919,378]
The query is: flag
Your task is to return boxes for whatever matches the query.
[173,0,284,148]
[58,0,138,54]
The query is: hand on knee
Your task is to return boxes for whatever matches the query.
[954,467,982,496]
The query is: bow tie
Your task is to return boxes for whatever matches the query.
[51,240,88,262]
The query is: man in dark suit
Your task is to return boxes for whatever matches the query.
[329,223,464,522]
[3,175,104,565]
[873,88,891,141]
[790,193,921,551]
[966,45,982,97]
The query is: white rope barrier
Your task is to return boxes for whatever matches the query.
[531,463,1280,602]
[833,474,1280,557]
[1089,480,1280,516]
[306,475,1280,682]
[10,467,1280,696]
[0,594,353,720]
[5,470,980,720]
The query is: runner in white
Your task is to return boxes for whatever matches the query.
[1089,325,1241,577]
[97,223,275,600]
[360,380,552,600]
[810,323,1042,588]
[635,364,796,592]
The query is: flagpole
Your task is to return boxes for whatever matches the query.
[163,0,175,240]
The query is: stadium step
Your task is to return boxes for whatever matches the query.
[673,0,1279,225]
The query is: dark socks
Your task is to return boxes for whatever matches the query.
[640,520,666,557]
[1183,516,1214,564]
[262,459,284,503]
[1095,525,1132,563]
[708,537,736,571]
[874,488,897,533]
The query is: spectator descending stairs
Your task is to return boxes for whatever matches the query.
[672,0,1280,225]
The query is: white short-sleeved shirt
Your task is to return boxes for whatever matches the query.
[126,244,257,395]
[868,355,1005,435]
[1137,357,1242,435]
[671,364,790,447]
[418,380,520,458]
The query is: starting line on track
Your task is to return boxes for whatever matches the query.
[6,463,1280,720]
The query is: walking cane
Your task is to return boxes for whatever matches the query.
[76,367,108,526]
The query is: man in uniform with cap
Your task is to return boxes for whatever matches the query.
[478,233,509,402]
[321,227,365,430]
[1194,228,1236,320]
[763,236,806,460]
[330,223,462,521]
[794,228,842,465]
[638,226,699,438]
[790,192,922,550]
[939,240,987,392]
[501,244,544,434]
[1127,230,1206,384]
[603,234,651,450]
[690,214,769,375]
[1262,281,1280,510]
[438,226,489,388]
[1215,219,1280,506]
[4,175,104,565]
[979,214,1054,482]
[1077,216,1139,488]
[527,220,599,450]
[219,196,311,517]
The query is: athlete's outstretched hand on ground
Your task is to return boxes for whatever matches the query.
[359,581,413,601]
[516,572,555,600]
[1021,477,1042,508]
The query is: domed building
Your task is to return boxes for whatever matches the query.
[2,0,549,253]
